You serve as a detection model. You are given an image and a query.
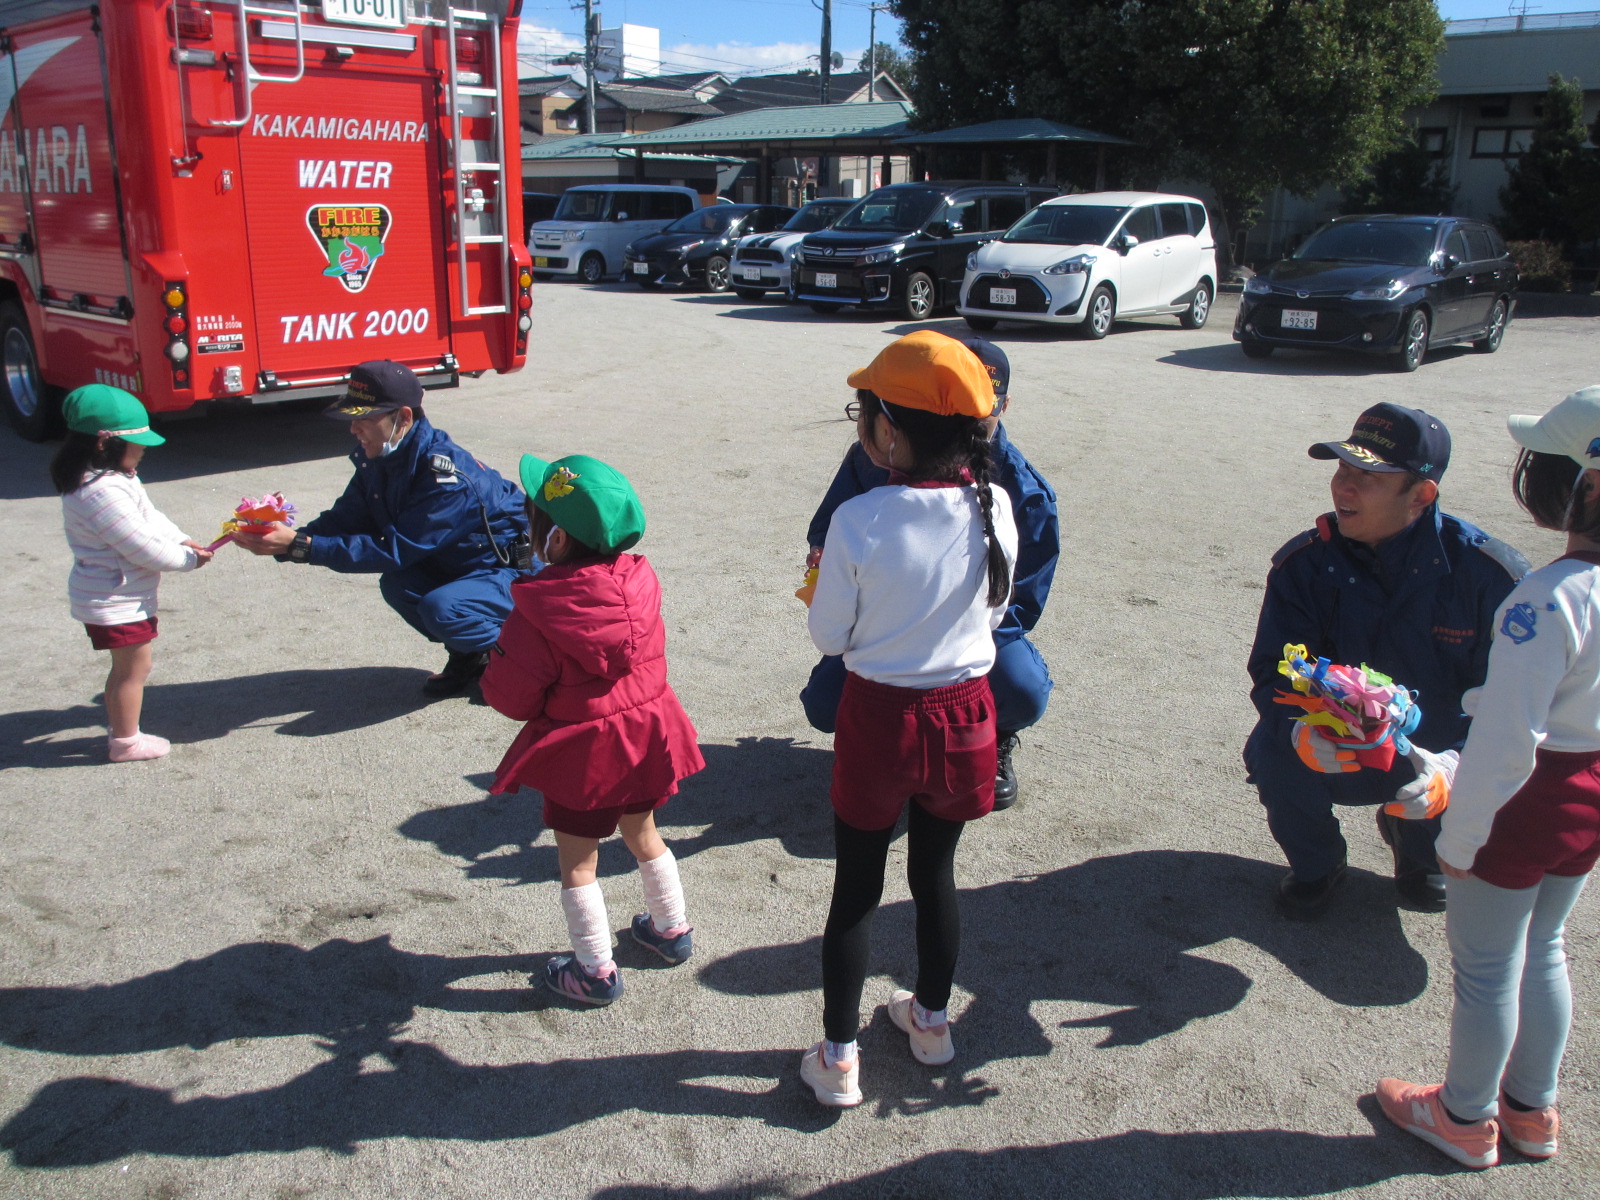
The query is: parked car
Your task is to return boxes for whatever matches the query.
[624,204,796,291]
[957,191,1217,338]
[530,184,701,283]
[730,198,856,300]
[792,182,1059,319]
[522,191,559,226]
[1234,214,1517,372]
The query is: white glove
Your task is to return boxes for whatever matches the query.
[1387,746,1459,819]
[1290,722,1358,774]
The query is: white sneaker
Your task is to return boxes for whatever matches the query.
[799,1042,862,1107]
[886,990,954,1065]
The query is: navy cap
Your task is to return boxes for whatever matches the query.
[324,360,424,420]
[961,337,1009,401]
[1309,403,1450,483]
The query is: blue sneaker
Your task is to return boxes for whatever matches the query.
[630,912,693,965]
[544,954,624,1006]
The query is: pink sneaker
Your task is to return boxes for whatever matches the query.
[1499,1093,1558,1159]
[107,733,170,763]
[886,990,954,1065]
[1376,1078,1498,1169]
[799,1042,862,1107]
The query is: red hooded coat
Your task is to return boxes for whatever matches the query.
[482,554,704,809]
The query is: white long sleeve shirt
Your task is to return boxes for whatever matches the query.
[808,483,1017,689]
[1438,556,1600,869]
[62,471,198,625]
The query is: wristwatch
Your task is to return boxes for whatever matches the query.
[287,531,313,562]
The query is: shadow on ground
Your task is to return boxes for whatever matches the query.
[701,849,1430,1059]
[1158,342,1478,375]
[0,666,437,767]
[397,736,837,886]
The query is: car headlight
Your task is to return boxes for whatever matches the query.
[1041,254,1096,275]
[859,244,904,265]
[966,251,978,270]
[1347,279,1408,301]
[1244,275,1273,294]
[681,241,702,253]
[564,229,586,242]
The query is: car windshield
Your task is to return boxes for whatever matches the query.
[665,208,743,234]
[1295,221,1439,267]
[551,191,610,222]
[784,202,852,233]
[832,189,944,233]
[1001,204,1129,246]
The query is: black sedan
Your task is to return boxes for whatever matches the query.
[624,204,795,291]
[1234,214,1517,372]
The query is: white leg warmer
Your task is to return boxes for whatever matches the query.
[638,848,688,934]
[560,882,613,970]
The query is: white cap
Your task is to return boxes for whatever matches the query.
[1508,385,1600,469]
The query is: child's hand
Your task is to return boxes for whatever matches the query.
[805,546,823,570]
[183,540,216,568]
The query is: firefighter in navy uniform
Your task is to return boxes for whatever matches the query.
[1244,404,1528,919]
[236,360,526,696]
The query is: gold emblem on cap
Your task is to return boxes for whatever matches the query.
[544,466,580,501]
[1341,442,1388,466]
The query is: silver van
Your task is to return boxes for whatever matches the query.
[530,185,702,283]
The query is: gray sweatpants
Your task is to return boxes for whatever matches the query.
[1442,871,1589,1120]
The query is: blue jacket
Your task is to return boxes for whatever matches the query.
[1244,505,1527,793]
[806,424,1059,646]
[301,418,526,578]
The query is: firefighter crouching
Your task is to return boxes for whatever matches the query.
[234,360,527,696]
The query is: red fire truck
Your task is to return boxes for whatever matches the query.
[0,0,531,441]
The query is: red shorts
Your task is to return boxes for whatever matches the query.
[1472,747,1600,889]
[830,672,996,832]
[84,617,158,651]
[543,793,668,839]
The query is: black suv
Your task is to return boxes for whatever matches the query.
[1235,214,1518,372]
[793,182,1059,319]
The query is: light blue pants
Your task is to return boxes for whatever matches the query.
[1441,871,1589,1120]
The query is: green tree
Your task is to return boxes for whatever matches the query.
[856,41,916,95]
[892,0,1444,264]
[1342,129,1458,215]
[1498,73,1600,247]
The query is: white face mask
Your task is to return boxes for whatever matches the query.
[378,416,408,457]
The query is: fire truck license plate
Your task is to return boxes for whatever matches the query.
[816,273,837,288]
[990,287,1017,305]
[1282,309,1317,330]
[742,266,762,281]
[322,0,407,28]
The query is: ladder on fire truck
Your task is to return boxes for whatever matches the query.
[444,6,510,319]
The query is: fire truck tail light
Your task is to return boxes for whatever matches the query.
[455,34,483,65]
[166,316,186,334]
[518,270,533,288]
[175,3,214,40]
[163,287,185,308]
[518,314,532,332]
[166,341,189,363]
[173,369,189,386]
[518,293,532,311]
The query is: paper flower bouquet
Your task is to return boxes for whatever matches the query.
[1273,643,1421,772]
[206,492,296,551]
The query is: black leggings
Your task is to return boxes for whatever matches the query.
[821,804,967,1044]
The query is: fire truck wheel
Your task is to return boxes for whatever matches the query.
[0,302,59,442]
[577,253,606,285]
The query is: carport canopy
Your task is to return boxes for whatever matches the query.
[894,118,1134,189]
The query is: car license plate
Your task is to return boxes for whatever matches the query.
[1282,309,1317,330]
[742,266,762,281]
[631,262,648,275]
[534,257,549,268]
[989,287,1017,306]
[816,272,837,289]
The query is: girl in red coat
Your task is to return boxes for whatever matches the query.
[481,453,704,1006]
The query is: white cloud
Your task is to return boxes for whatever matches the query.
[660,39,867,76]
[517,22,584,68]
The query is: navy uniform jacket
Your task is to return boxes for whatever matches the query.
[805,423,1059,647]
[1244,504,1527,798]
[300,418,525,578]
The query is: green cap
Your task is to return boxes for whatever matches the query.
[519,453,645,553]
[62,384,165,446]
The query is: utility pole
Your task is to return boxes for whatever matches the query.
[819,0,831,105]
[582,0,598,135]
[867,3,876,101]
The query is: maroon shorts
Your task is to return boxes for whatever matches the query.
[830,671,996,832]
[84,617,158,651]
[1472,747,1600,889]
[543,793,668,839]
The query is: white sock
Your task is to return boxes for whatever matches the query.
[825,1039,857,1066]
[559,882,613,971]
[638,848,688,933]
[913,1000,947,1029]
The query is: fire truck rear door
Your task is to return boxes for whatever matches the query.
[238,68,451,379]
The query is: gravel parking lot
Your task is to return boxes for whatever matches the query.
[0,283,1595,1200]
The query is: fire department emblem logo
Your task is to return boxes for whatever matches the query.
[306,203,391,293]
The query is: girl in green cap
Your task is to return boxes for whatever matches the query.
[481,453,704,1006]
[50,385,212,762]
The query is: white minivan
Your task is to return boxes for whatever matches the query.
[957,191,1217,338]
[530,185,701,283]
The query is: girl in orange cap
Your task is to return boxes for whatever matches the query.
[799,330,1018,1106]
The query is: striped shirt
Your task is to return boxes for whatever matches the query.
[62,471,197,626]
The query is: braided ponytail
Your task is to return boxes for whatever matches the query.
[966,428,1010,607]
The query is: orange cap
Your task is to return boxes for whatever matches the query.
[847,330,995,418]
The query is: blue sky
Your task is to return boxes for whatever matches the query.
[516,1,1600,79]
